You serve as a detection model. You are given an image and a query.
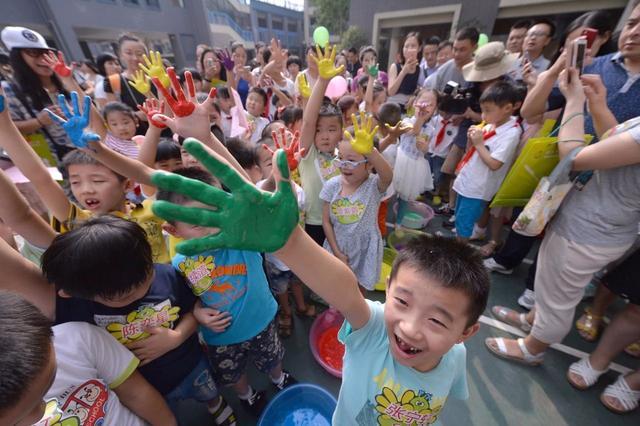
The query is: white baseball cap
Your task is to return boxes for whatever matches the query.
[1,26,50,50]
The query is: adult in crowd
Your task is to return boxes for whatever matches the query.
[293,45,320,100]
[346,47,361,76]
[484,10,627,309]
[420,36,441,80]
[286,55,302,82]
[77,60,100,97]
[509,19,555,81]
[195,43,210,74]
[200,48,227,89]
[487,64,640,413]
[427,27,479,91]
[437,40,454,66]
[101,33,151,134]
[229,42,254,106]
[387,32,422,108]
[506,19,531,55]
[93,52,121,105]
[0,26,77,163]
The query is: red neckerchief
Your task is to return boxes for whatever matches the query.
[455,123,519,173]
[434,118,451,147]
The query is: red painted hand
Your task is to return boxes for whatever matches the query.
[43,51,72,78]
[152,67,195,117]
[138,98,166,129]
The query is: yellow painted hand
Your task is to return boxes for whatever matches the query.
[344,111,379,155]
[298,73,311,99]
[311,44,345,80]
[129,70,151,94]
[139,50,170,88]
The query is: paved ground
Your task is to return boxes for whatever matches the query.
[176,212,639,425]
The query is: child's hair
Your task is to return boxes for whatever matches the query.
[102,101,136,122]
[249,87,268,107]
[216,86,231,99]
[359,45,377,63]
[286,55,302,69]
[390,235,490,327]
[258,136,274,150]
[96,52,119,76]
[262,48,272,65]
[157,167,214,206]
[377,102,402,126]
[318,101,343,126]
[61,150,126,182]
[416,87,439,103]
[0,291,53,415]
[357,74,369,91]
[337,95,357,115]
[372,83,385,99]
[281,106,303,128]
[224,137,257,170]
[262,120,285,139]
[479,81,520,107]
[41,216,154,300]
[155,139,182,163]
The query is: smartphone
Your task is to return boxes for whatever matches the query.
[571,37,587,75]
[581,28,598,49]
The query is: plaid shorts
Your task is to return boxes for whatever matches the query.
[206,319,284,386]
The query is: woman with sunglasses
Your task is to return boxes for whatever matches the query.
[0,26,78,164]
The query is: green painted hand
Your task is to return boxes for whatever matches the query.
[311,44,345,80]
[151,139,298,255]
[344,111,379,155]
[366,63,379,78]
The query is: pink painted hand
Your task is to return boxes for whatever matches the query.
[43,51,72,78]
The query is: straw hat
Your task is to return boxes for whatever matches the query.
[462,41,517,82]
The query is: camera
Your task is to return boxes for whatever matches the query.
[438,81,480,115]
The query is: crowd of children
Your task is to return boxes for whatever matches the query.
[0,9,639,424]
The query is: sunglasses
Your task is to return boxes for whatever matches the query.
[333,157,368,169]
[22,48,54,58]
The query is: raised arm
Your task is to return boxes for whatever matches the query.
[520,52,566,123]
[0,87,71,222]
[363,65,378,113]
[581,74,618,138]
[300,45,344,152]
[0,169,56,248]
[556,68,589,159]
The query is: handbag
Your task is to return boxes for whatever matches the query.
[512,147,582,237]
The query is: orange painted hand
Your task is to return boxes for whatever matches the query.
[311,44,344,80]
[43,51,72,78]
[263,127,305,171]
[344,111,379,155]
[140,50,170,89]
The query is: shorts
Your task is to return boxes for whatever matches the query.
[454,194,487,238]
[602,247,640,305]
[206,320,284,386]
[266,263,297,295]
[165,354,219,412]
[428,154,446,188]
[305,223,326,246]
[441,145,464,175]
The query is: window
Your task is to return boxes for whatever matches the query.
[258,17,268,28]
[272,19,283,31]
[287,22,297,33]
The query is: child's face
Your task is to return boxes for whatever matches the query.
[315,115,342,153]
[361,51,377,68]
[155,157,183,172]
[168,200,220,240]
[68,163,129,214]
[0,343,56,426]
[415,91,437,119]
[287,63,300,77]
[343,104,358,126]
[371,91,387,115]
[180,147,204,170]
[217,96,233,113]
[288,119,302,134]
[246,92,265,117]
[106,110,137,140]
[256,146,273,179]
[336,140,369,184]
[384,264,479,372]
[480,101,514,126]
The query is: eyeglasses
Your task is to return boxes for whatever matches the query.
[333,157,368,169]
[22,48,54,58]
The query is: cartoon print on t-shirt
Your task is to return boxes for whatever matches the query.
[315,155,340,181]
[94,299,180,344]
[331,198,366,224]
[176,255,247,307]
[374,387,443,425]
[35,380,109,426]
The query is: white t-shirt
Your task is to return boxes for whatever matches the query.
[94,75,107,100]
[34,322,143,426]
[428,114,459,158]
[248,114,270,145]
[452,117,521,201]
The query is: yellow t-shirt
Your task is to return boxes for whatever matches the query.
[52,199,170,264]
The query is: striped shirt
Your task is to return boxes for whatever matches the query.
[104,133,139,159]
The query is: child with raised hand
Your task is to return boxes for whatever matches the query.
[245,87,269,144]
[393,88,438,226]
[148,137,489,426]
[0,290,177,426]
[452,81,521,241]
[299,45,345,245]
[102,101,140,159]
[0,86,171,263]
[321,112,392,292]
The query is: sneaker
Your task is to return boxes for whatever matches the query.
[239,389,268,417]
[483,258,513,275]
[273,370,298,391]
[517,289,535,310]
[436,203,453,216]
[209,396,237,426]
[442,215,456,229]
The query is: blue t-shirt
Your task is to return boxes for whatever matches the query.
[54,264,201,395]
[173,249,277,345]
[335,300,468,425]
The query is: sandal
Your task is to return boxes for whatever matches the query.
[624,341,640,358]
[567,358,608,390]
[277,312,293,338]
[575,307,603,342]
[601,375,640,414]
[485,337,544,366]
[479,240,500,258]
[295,304,317,318]
[491,306,532,332]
